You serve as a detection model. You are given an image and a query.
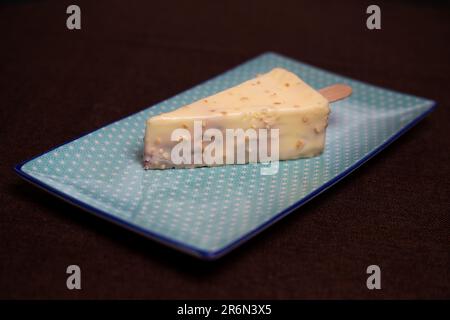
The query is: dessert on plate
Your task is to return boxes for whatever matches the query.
[143,68,350,169]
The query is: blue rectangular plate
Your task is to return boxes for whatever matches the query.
[15,52,435,260]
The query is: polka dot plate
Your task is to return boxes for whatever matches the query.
[15,52,435,259]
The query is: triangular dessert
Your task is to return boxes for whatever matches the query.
[144,68,330,169]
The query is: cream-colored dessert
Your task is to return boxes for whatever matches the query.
[143,68,331,169]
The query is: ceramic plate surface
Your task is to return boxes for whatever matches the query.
[15,52,435,259]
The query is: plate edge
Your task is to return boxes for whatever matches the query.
[13,165,218,260]
[208,101,437,259]
[14,101,436,260]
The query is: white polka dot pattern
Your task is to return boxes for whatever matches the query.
[20,52,435,258]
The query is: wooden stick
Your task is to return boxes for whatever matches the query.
[319,84,352,103]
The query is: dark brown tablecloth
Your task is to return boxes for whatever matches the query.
[1,0,449,299]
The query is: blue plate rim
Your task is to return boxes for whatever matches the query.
[13,52,437,260]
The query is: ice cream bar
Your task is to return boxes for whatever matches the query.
[143,68,340,169]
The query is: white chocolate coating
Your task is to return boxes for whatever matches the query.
[144,68,330,169]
